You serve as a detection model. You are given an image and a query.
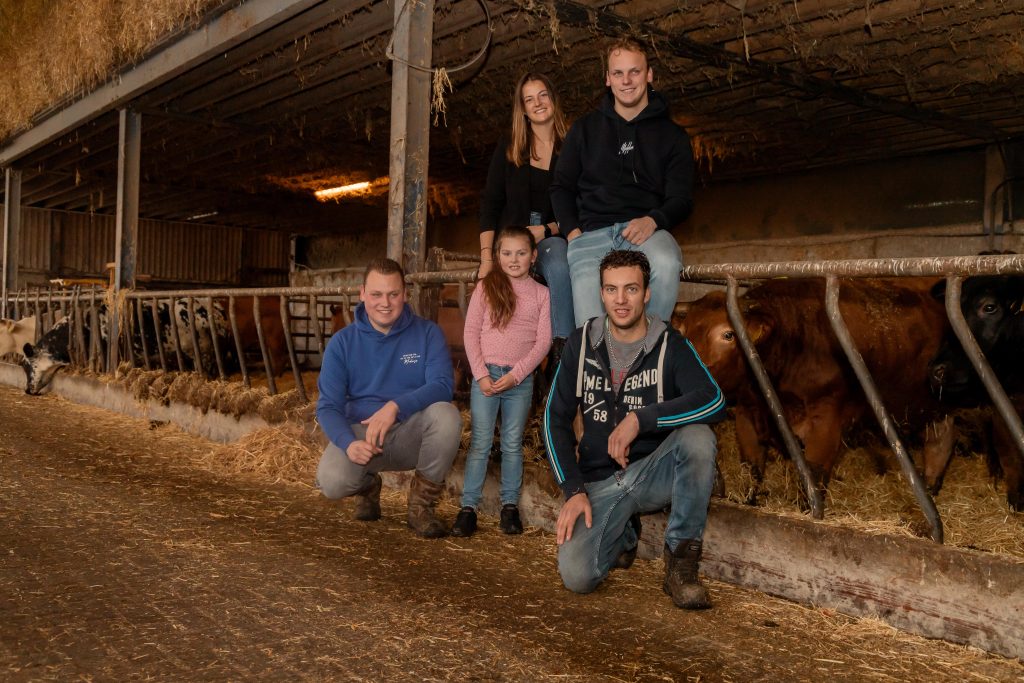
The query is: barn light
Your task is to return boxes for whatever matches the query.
[315,181,371,200]
[186,210,218,220]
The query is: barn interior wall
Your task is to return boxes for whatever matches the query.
[1,206,289,289]
[424,147,1012,267]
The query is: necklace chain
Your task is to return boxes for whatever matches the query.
[605,318,645,372]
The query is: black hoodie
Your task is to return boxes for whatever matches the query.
[550,90,694,233]
[542,315,726,500]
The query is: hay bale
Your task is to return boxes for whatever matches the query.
[257,389,306,424]
[205,422,321,485]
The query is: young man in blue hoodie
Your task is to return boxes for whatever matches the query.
[315,258,462,538]
[550,38,693,326]
[544,251,725,608]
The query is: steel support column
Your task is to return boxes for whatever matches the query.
[109,109,142,371]
[385,0,434,275]
[2,168,22,314]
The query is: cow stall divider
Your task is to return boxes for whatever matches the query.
[682,253,1024,544]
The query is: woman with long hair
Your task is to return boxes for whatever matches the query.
[478,72,574,361]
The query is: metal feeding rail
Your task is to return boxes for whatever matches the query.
[681,254,1024,544]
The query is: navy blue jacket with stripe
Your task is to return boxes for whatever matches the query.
[543,314,726,500]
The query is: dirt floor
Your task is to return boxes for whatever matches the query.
[1,385,1022,682]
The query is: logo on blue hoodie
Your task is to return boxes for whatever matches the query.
[401,352,421,365]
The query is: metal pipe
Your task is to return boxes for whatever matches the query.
[724,276,825,518]
[227,296,249,388]
[825,276,943,544]
[279,295,306,402]
[135,298,151,371]
[945,276,1024,461]
[123,285,362,299]
[149,298,168,373]
[253,296,276,395]
[681,254,1024,282]
[186,297,202,375]
[308,294,326,356]
[203,296,226,381]
[168,296,186,373]
[32,288,40,342]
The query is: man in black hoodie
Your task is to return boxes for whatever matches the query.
[543,251,725,609]
[550,38,693,327]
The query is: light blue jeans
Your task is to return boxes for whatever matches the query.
[531,211,575,340]
[566,222,683,325]
[558,424,717,594]
[460,364,535,509]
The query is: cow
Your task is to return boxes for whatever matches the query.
[1,316,37,360]
[21,310,109,395]
[680,278,954,506]
[155,296,289,378]
[929,275,1024,510]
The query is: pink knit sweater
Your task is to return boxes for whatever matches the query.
[463,276,552,385]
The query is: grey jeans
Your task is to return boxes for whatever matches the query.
[316,401,463,498]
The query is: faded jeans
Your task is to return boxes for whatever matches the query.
[566,222,683,325]
[557,424,717,594]
[316,401,463,497]
[531,211,575,340]
[460,364,534,509]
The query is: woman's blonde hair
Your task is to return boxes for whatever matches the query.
[507,72,568,167]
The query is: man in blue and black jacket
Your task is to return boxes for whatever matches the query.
[543,250,725,609]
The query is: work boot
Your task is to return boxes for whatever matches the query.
[451,506,478,537]
[663,540,712,610]
[352,473,382,522]
[613,514,642,570]
[499,504,523,535]
[406,472,448,538]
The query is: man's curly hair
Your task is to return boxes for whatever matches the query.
[599,250,651,289]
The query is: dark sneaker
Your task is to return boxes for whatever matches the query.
[451,507,478,537]
[499,504,523,535]
[614,513,642,569]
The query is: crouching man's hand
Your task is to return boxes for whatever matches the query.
[557,492,592,545]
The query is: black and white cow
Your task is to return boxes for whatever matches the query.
[929,275,1024,510]
[21,309,108,394]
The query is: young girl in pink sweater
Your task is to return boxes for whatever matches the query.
[452,226,551,536]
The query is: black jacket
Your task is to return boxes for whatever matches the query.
[542,315,726,500]
[479,136,559,232]
[550,90,694,233]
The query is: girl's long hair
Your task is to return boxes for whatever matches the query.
[507,72,568,167]
[482,226,536,330]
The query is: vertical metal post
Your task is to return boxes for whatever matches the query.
[3,167,22,307]
[945,276,1024,459]
[253,296,277,395]
[280,295,307,402]
[724,275,825,519]
[110,108,142,373]
[228,296,250,388]
[385,0,433,276]
[825,275,943,544]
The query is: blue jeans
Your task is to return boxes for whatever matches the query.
[460,364,535,509]
[566,223,683,325]
[558,424,717,594]
[531,210,575,340]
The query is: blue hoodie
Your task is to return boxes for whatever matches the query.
[317,303,454,453]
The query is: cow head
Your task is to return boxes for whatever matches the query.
[928,275,1024,401]
[678,291,772,397]
[20,342,67,395]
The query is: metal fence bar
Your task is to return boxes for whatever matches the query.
[724,275,825,518]
[824,276,943,543]
[227,296,250,388]
[308,294,326,356]
[149,298,168,372]
[135,298,151,371]
[185,297,202,375]
[681,254,1024,281]
[203,296,227,381]
[945,276,1024,461]
[253,296,276,395]
[167,296,186,373]
[280,295,306,402]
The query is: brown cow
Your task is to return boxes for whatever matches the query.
[680,278,954,504]
[222,296,290,377]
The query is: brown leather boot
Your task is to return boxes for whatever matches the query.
[406,472,448,538]
[352,473,382,522]
[663,540,712,610]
